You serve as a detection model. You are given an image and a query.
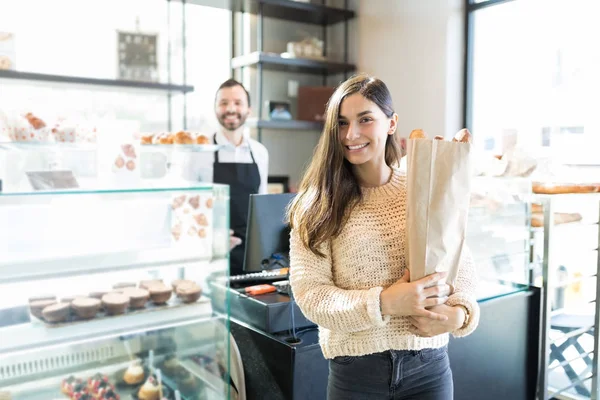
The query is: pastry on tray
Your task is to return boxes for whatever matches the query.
[196,134,210,145]
[123,360,145,385]
[72,297,101,319]
[171,279,193,291]
[139,280,163,290]
[176,282,202,304]
[122,288,150,309]
[29,299,57,318]
[152,133,173,145]
[148,284,173,305]
[42,303,70,323]
[112,282,137,291]
[140,134,154,145]
[188,195,200,210]
[101,293,130,315]
[173,131,194,145]
[137,376,161,400]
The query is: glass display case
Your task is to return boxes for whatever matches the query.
[0,143,232,399]
[467,176,533,299]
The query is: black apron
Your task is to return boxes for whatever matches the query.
[213,135,261,276]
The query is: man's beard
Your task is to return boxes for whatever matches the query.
[217,112,248,131]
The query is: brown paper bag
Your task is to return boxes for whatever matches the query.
[406,130,473,288]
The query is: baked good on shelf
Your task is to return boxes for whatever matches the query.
[42,303,70,323]
[171,223,182,241]
[28,294,56,303]
[122,288,149,309]
[176,282,202,304]
[171,279,193,292]
[72,297,101,319]
[453,128,472,143]
[196,134,210,145]
[139,279,163,290]
[87,373,110,393]
[123,360,145,385]
[112,283,136,291]
[68,381,90,399]
[174,131,194,145]
[114,156,125,169]
[532,182,600,195]
[89,291,109,300]
[29,299,57,318]
[62,376,83,396]
[126,160,136,171]
[198,228,206,238]
[153,133,173,145]
[148,284,173,305]
[101,293,129,315]
[140,134,154,145]
[188,195,200,210]
[121,144,136,159]
[137,376,161,400]
[24,112,46,130]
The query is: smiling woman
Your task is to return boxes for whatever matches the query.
[287,74,480,400]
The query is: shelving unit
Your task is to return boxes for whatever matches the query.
[230,0,355,141]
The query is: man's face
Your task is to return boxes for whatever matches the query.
[215,85,250,131]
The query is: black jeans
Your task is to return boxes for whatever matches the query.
[327,346,453,400]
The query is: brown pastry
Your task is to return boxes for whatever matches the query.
[114,156,125,169]
[172,223,182,241]
[102,293,130,315]
[138,376,160,400]
[153,133,173,145]
[174,131,194,145]
[531,212,583,228]
[42,303,70,323]
[89,291,109,300]
[206,197,213,209]
[409,129,426,139]
[113,282,136,291]
[188,195,200,209]
[61,295,86,304]
[453,128,472,143]
[532,203,543,214]
[532,182,600,195]
[171,195,186,210]
[196,134,210,145]
[122,288,149,309]
[193,213,208,226]
[123,360,145,385]
[72,297,101,319]
[139,279,163,290]
[121,144,136,159]
[126,160,136,171]
[30,299,57,318]
[176,282,202,303]
[28,295,56,303]
[24,112,46,129]
[171,279,191,291]
[149,284,173,304]
[140,134,154,145]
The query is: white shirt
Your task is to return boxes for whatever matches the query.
[180,128,269,194]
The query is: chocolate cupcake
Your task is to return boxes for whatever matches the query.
[41,303,70,323]
[72,297,101,319]
[29,299,57,318]
[102,293,129,315]
[122,288,149,309]
[176,282,202,303]
[148,284,172,305]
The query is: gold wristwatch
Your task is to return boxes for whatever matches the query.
[457,305,470,329]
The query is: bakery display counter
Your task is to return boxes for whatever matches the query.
[0,180,233,399]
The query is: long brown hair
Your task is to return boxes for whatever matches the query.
[287,74,401,257]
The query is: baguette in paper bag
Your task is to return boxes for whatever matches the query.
[406,129,473,289]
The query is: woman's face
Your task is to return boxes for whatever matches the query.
[338,93,395,168]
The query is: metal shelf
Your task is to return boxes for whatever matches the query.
[231,52,355,75]
[0,70,194,93]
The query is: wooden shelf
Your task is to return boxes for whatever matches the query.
[247,118,323,130]
[184,0,354,25]
[231,52,354,75]
[0,70,194,93]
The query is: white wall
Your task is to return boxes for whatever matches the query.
[355,0,465,139]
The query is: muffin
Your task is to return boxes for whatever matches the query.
[72,297,101,319]
[30,299,57,318]
[137,376,161,400]
[122,288,149,309]
[123,360,145,385]
[153,133,173,145]
[42,303,70,323]
[102,293,129,315]
[176,282,202,304]
[148,284,172,305]
[139,279,163,290]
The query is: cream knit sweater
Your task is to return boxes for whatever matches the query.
[289,167,480,360]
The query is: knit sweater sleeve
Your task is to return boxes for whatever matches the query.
[289,229,390,333]
[446,246,480,337]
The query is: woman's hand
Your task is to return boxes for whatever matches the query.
[408,304,465,337]
[380,269,451,321]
